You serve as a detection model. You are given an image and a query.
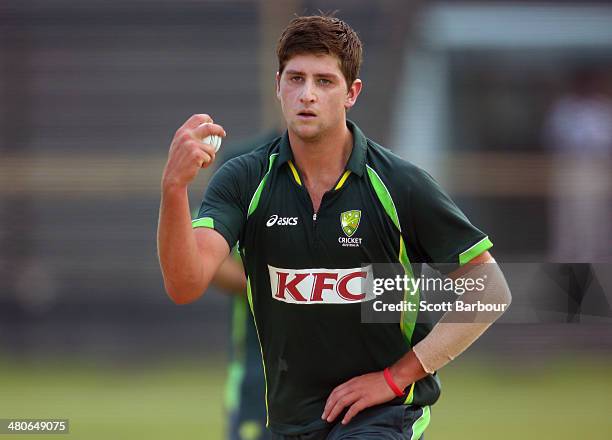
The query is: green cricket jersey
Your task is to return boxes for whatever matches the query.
[193,120,493,435]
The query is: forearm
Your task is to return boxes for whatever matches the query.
[390,262,511,388]
[412,262,512,374]
[157,183,205,303]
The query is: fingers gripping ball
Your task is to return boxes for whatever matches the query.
[201,123,222,152]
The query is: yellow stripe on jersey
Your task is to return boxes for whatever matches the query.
[334,170,351,190]
[287,161,302,186]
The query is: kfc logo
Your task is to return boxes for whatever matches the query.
[268,265,373,304]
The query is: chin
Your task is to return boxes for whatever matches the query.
[291,121,323,141]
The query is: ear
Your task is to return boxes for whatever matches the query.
[345,79,363,110]
[275,72,281,101]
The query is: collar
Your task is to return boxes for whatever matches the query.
[276,119,367,177]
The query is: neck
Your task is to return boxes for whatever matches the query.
[288,121,353,187]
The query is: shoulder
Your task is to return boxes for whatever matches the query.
[214,136,282,187]
[219,130,282,164]
[364,139,435,195]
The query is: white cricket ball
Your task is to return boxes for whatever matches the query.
[201,123,222,152]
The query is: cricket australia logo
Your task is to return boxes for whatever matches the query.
[339,210,363,247]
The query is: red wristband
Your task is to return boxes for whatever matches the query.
[383,367,404,397]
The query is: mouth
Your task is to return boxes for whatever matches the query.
[297,110,317,119]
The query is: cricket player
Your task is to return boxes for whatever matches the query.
[158,15,511,439]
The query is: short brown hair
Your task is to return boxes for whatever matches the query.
[276,15,363,88]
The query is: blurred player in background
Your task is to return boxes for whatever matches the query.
[158,14,511,439]
[214,247,268,440]
[541,68,612,322]
[213,131,281,440]
[543,68,612,263]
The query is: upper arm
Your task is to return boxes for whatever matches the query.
[192,156,251,248]
[191,157,251,292]
[194,227,232,290]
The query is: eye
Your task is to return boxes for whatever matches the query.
[290,75,303,83]
[318,78,332,86]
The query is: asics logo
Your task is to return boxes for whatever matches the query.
[266,214,298,227]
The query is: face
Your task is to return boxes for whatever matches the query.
[276,53,362,142]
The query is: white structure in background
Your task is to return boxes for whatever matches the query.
[392,3,612,174]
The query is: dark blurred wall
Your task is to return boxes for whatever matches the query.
[0,0,417,359]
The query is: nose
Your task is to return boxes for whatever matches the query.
[299,79,317,104]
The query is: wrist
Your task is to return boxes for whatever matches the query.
[162,176,188,194]
[389,350,427,390]
[388,364,411,391]
[383,367,405,397]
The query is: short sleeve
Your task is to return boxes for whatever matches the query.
[192,158,247,249]
[403,168,492,271]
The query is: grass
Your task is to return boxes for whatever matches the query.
[427,356,612,439]
[0,357,226,440]
[0,355,610,439]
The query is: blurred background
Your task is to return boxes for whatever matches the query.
[1,0,611,438]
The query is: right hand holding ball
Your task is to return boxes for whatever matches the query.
[162,114,227,189]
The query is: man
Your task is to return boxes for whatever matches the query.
[158,15,511,439]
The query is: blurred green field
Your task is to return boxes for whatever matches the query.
[0,355,611,439]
